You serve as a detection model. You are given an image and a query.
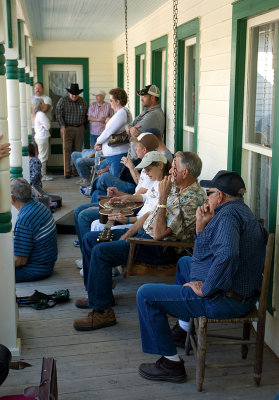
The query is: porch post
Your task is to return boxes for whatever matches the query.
[0,43,21,355]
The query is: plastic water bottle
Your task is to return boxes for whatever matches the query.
[95,151,101,166]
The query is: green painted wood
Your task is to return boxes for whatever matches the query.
[22,146,28,156]
[176,18,200,152]
[0,45,6,76]
[51,128,61,139]
[150,35,168,128]
[18,67,25,82]
[6,0,13,48]
[10,166,22,178]
[28,135,32,143]
[37,57,90,148]
[135,43,146,115]
[51,144,62,154]
[233,0,279,20]
[6,60,18,80]
[117,54,124,89]
[25,72,29,84]
[17,20,22,59]
[0,212,12,233]
[29,77,33,86]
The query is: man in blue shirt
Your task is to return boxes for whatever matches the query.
[11,178,57,283]
[136,170,266,383]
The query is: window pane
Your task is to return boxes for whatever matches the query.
[254,153,271,228]
[249,22,277,148]
[184,44,196,128]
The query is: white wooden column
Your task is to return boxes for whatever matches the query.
[0,43,21,356]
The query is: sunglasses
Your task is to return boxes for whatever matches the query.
[206,189,219,197]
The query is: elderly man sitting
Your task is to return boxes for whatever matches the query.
[73,151,206,331]
[11,178,57,283]
[136,170,266,383]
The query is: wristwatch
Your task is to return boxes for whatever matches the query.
[157,204,167,209]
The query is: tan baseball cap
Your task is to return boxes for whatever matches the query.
[92,90,106,97]
[135,151,167,169]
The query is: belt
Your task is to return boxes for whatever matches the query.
[68,124,82,128]
[225,290,256,303]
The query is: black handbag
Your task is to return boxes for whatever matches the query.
[107,130,130,146]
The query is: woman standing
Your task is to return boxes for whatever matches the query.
[95,88,132,177]
[33,98,52,181]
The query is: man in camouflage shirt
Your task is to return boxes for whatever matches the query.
[73,152,206,332]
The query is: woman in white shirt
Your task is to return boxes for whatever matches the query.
[33,98,52,181]
[95,88,132,177]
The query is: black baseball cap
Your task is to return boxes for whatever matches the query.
[200,170,246,197]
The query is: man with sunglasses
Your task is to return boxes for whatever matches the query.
[137,170,267,383]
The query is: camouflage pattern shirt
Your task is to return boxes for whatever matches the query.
[143,181,206,249]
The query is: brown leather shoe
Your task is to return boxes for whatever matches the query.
[73,309,116,331]
[75,297,89,309]
[139,356,186,383]
[171,320,187,348]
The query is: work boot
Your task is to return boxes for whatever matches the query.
[73,309,116,331]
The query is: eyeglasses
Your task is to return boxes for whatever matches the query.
[206,189,219,197]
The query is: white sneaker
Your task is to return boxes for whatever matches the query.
[42,175,53,181]
[75,259,83,269]
[76,178,84,185]
[80,268,84,277]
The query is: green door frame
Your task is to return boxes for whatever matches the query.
[37,57,90,148]
[117,54,124,89]
[135,43,146,116]
[150,35,168,117]
[228,0,279,314]
[176,18,200,152]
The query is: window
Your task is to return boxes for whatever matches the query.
[135,44,146,115]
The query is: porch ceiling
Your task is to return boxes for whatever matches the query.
[23,0,169,41]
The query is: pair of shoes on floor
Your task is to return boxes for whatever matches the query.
[73,240,80,247]
[79,185,91,197]
[80,268,84,277]
[75,259,83,269]
[73,308,116,331]
[75,294,115,309]
[139,356,186,383]
[42,175,53,181]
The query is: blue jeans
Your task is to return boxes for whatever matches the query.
[82,229,170,311]
[105,152,127,177]
[90,171,136,202]
[137,256,257,356]
[16,266,52,283]
[90,135,98,148]
[71,150,95,178]
[74,203,100,250]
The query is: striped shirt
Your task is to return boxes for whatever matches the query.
[191,200,266,298]
[56,95,88,127]
[14,200,57,276]
[88,102,114,136]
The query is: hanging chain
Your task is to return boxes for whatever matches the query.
[173,0,178,152]
[124,0,130,108]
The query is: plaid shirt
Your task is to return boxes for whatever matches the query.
[56,96,88,127]
[143,181,206,248]
[88,102,114,136]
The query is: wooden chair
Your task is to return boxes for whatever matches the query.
[186,233,274,391]
[124,237,194,277]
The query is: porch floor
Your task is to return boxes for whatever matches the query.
[1,176,279,399]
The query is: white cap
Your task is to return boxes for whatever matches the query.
[92,90,106,97]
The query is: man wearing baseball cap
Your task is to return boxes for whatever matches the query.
[127,84,165,140]
[136,170,267,383]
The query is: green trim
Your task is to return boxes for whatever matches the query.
[18,67,25,82]
[10,166,22,178]
[135,43,146,115]
[22,146,28,156]
[6,59,18,79]
[25,72,29,84]
[17,20,22,59]
[47,166,64,172]
[0,212,12,233]
[150,35,168,125]
[0,45,6,76]
[117,54,124,89]
[176,18,200,152]
[228,0,279,315]
[28,135,32,143]
[51,144,62,154]
[6,0,13,48]
[51,128,60,139]
[37,57,90,147]
[24,36,28,66]
[29,77,33,86]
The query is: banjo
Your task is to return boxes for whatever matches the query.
[97,198,143,242]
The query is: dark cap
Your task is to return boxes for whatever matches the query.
[200,170,246,197]
[136,84,160,97]
[144,128,161,137]
[131,132,159,151]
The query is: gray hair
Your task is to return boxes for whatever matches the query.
[33,98,42,113]
[10,178,32,203]
[174,151,202,178]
